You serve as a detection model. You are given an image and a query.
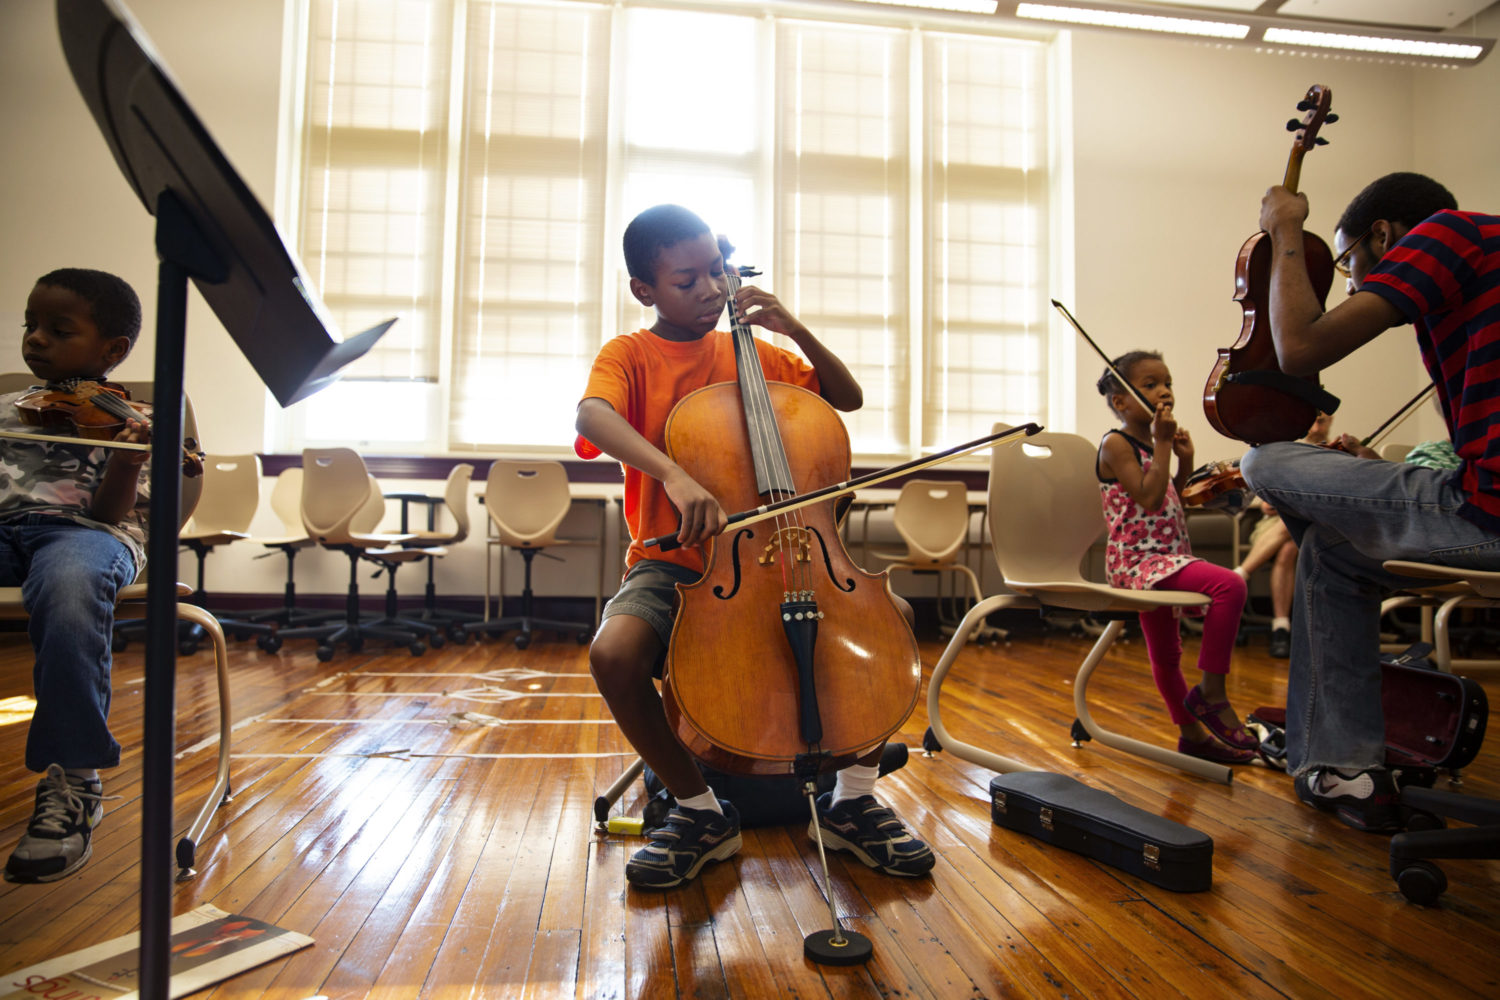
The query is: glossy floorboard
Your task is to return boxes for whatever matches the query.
[1,620,1497,999]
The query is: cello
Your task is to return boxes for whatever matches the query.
[657,242,922,780]
[1203,84,1342,446]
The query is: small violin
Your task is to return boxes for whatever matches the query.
[11,381,205,477]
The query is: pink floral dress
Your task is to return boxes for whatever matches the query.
[1097,431,1198,590]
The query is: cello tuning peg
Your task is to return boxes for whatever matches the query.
[1296,99,1313,111]
[1314,137,1328,146]
[1324,112,1339,123]
[1286,119,1303,132]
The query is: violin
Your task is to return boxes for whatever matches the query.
[10,381,205,477]
[1203,85,1342,446]
[656,240,921,778]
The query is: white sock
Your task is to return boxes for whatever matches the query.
[1272,617,1290,631]
[1233,566,1249,581]
[832,763,879,805]
[675,790,722,815]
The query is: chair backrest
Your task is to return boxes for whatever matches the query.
[186,454,262,534]
[987,424,1105,586]
[1380,442,1413,463]
[301,447,379,544]
[440,463,475,543]
[891,479,970,562]
[484,460,573,547]
[268,466,305,535]
[353,475,386,534]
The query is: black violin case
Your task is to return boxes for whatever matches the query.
[989,771,1213,892]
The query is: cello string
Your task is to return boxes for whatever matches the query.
[727,264,811,594]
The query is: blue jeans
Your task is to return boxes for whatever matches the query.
[0,515,137,772]
[1240,442,1500,776]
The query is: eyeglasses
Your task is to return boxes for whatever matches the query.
[1332,227,1371,278]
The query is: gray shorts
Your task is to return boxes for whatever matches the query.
[601,558,703,648]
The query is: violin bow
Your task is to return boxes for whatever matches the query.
[1051,299,1156,415]
[646,422,1043,551]
[1363,384,1436,450]
[0,429,151,452]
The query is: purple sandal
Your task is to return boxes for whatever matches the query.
[1183,686,1260,751]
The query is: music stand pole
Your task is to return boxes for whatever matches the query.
[138,189,227,998]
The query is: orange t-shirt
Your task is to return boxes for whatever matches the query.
[576,328,819,574]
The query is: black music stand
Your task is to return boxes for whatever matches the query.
[56,1,396,995]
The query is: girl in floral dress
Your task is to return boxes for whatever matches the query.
[1096,351,1258,763]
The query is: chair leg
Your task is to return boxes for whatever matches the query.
[923,595,1034,773]
[463,548,593,649]
[276,549,428,660]
[1071,619,1233,784]
[114,601,233,881]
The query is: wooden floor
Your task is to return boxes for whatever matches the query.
[2,617,1498,999]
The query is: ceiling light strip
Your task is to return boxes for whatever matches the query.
[1016,2,1249,39]
[1261,28,1484,61]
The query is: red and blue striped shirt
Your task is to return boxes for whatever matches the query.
[1361,209,1500,534]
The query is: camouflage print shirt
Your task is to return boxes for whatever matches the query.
[0,387,150,573]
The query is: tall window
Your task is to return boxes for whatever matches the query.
[282,0,1053,460]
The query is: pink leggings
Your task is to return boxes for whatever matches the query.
[1138,561,1246,725]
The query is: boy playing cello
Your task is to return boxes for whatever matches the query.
[576,204,933,889]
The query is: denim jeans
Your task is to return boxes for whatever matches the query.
[0,515,137,772]
[1240,442,1500,775]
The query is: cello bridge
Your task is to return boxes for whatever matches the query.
[759,526,811,566]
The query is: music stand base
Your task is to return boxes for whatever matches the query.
[804,929,873,966]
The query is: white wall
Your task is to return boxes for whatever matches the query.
[3,0,1497,599]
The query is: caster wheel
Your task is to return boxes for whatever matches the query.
[576,629,592,645]
[429,633,444,649]
[1394,860,1447,905]
[447,625,468,645]
[1404,810,1447,832]
[112,634,129,653]
[315,645,335,662]
[922,726,942,754]
[257,634,284,654]
[179,639,199,657]
[514,634,531,650]
[409,642,426,656]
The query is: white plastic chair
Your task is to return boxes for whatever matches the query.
[924,425,1232,784]
[177,454,275,646]
[869,478,998,642]
[467,460,593,650]
[274,448,436,660]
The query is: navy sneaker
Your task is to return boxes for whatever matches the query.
[625,800,741,890]
[5,765,105,883]
[811,793,934,877]
[1268,627,1291,659]
[1294,767,1402,833]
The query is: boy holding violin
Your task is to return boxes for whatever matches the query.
[2,268,151,882]
[575,204,934,889]
[1239,172,1500,833]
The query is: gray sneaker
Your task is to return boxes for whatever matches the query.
[4,764,105,883]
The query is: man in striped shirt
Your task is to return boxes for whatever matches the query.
[1240,172,1499,833]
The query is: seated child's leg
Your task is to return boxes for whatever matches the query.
[1158,561,1257,750]
[1137,605,1193,725]
[589,613,709,800]
[1165,560,1246,678]
[21,524,135,773]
